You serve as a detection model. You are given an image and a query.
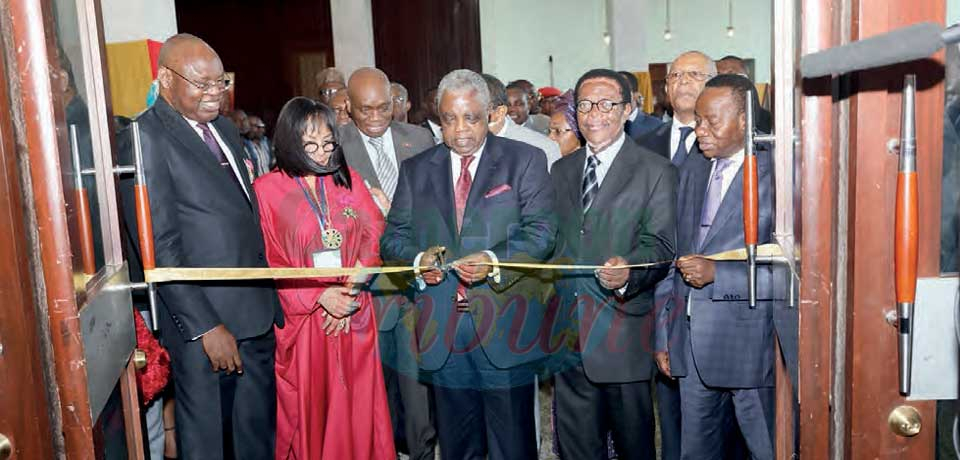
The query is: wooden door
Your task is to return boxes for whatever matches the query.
[2,0,144,457]
[797,0,946,457]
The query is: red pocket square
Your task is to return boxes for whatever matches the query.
[484,184,512,198]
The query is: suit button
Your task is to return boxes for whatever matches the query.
[258,253,265,260]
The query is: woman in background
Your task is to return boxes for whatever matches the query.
[547,90,583,157]
[254,97,394,459]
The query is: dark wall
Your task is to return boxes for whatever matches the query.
[176,0,334,127]
[371,0,481,122]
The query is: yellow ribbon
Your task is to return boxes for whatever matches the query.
[143,243,783,284]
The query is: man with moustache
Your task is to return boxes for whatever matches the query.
[118,34,282,459]
[338,67,437,460]
[659,74,779,459]
[638,50,717,460]
[380,69,556,460]
[550,68,677,459]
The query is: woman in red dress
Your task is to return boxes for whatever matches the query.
[253,97,394,459]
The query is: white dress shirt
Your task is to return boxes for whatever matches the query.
[427,119,443,144]
[359,126,399,171]
[584,132,629,295]
[584,132,626,186]
[494,117,562,171]
[183,116,249,201]
[669,117,698,162]
[413,141,500,287]
[712,149,746,201]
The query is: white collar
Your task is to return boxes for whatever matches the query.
[587,132,626,164]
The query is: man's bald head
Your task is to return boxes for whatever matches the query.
[158,33,219,69]
[157,34,227,123]
[347,67,393,138]
[347,67,392,100]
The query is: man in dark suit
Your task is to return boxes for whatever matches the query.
[380,69,557,460]
[618,70,666,140]
[340,67,438,460]
[551,68,677,460]
[716,55,773,133]
[117,34,281,460]
[658,74,780,459]
[637,50,716,460]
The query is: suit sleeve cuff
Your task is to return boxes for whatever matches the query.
[191,325,220,341]
[483,250,501,283]
[413,251,426,291]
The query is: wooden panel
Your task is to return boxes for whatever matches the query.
[0,14,56,458]
[845,0,942,457]
[371,0,482,120]
[175,0,334,124]
[797,0,841,456]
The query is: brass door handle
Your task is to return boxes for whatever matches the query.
[0,433,12,460]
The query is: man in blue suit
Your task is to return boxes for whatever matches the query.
[657,74,780,459]
[380,69,557,460]
[640,50,717,460]
[619,70,666,140]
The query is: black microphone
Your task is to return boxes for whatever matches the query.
[800,22,946,78]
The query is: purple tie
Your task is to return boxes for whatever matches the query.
[197,122,228,165]
[697,158,735,249]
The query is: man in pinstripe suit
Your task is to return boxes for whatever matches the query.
[656,74,781,460]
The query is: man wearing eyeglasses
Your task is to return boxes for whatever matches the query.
[636,49,716,460]
[117,34,282,460]
[550,68,677,459]
[316,66,346,104]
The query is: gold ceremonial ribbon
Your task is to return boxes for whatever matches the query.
[143,243,784,283]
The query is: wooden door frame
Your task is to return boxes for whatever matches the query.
[0,5,57,456]
[3,0,95,456]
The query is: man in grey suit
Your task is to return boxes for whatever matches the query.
[551,68,677,459]
[340,67,437,460]
[658,74,780,460]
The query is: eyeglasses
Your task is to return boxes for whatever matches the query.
[164,66,231,93]
[393,96,407,103]
[304,140,338,154]
[576,99,628,114]
[665,70,715,82]
[319,88,340,99]
[548,127,573,137]
[254,124,266,129]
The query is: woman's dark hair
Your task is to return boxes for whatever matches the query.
[273,96,351,189]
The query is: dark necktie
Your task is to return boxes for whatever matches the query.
[197,122,246,197]
[672,126,695,167]
[454,155,475,308]
[581,154,600,214]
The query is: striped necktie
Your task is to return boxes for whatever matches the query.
[368,136,398,199]
[581,154,600,214]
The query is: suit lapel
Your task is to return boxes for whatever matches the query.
[342,124,381,190]
[569,149,587,217]
[213,117,254,209]
[685,155,711,254]
[390,124,416,164]
[463,134,502,223]
[698,152,772,251]
[584,140,636,220]
[427,146,457,239]
[154,98,251,208]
